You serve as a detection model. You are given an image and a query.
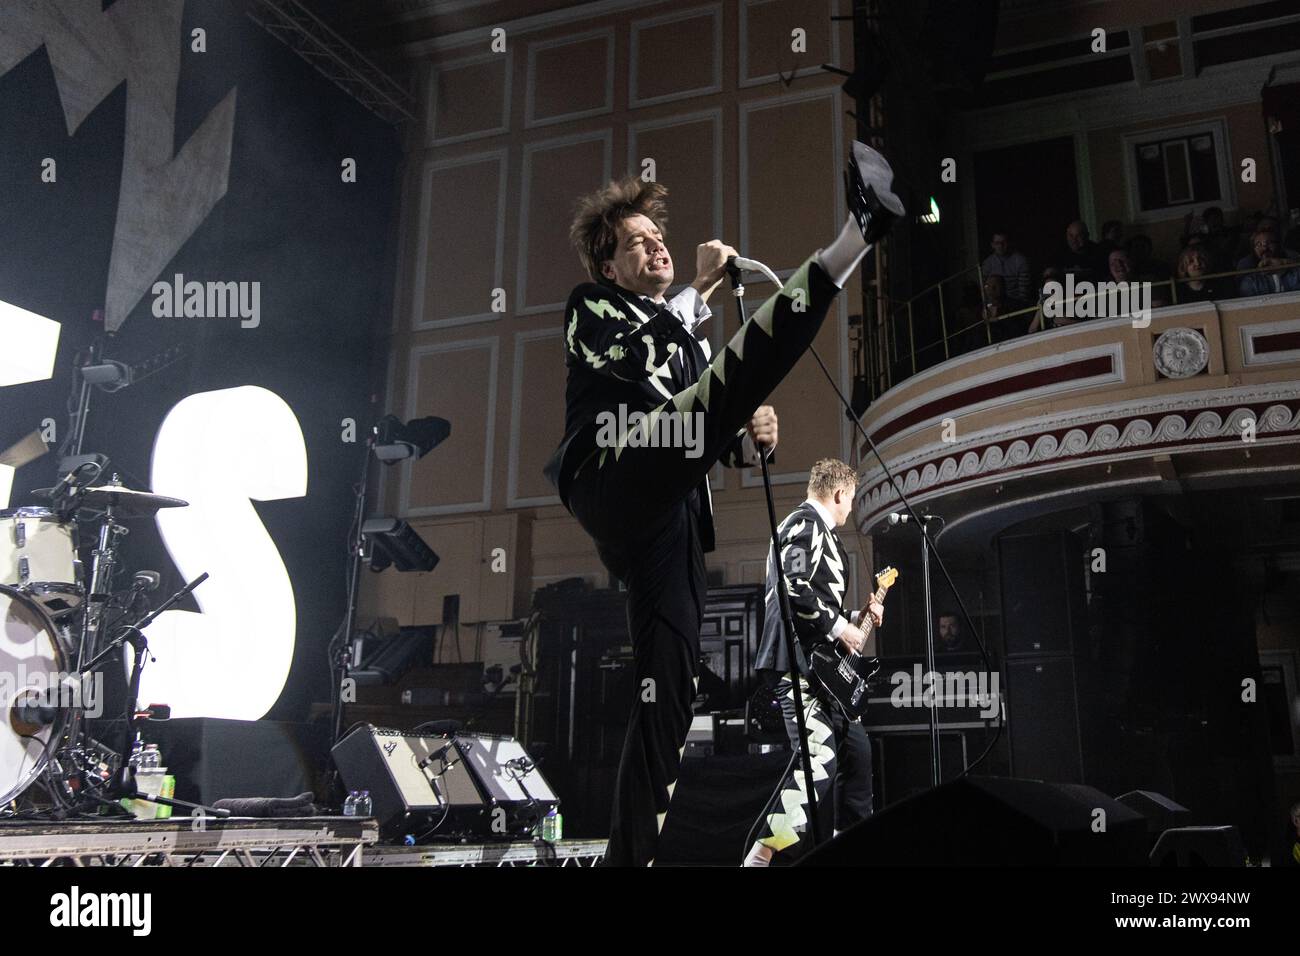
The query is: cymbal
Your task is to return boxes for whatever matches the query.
[29,484,190,515]
[79,485,189,514]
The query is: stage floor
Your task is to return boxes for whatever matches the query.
[0,816,603,867]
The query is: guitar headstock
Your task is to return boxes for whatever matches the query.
[874,566,899,592]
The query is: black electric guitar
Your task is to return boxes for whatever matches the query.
[809,567,898,720]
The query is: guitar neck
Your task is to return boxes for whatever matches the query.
[859,584,890,636]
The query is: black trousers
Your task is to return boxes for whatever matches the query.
[754,673,874,862]
[565,258,842,865]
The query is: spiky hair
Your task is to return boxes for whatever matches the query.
[570,175,669,283]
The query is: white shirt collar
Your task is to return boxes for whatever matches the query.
[805,497,838,531]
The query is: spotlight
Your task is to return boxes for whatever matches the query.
[373,415,451,463]
[362,516,438,573]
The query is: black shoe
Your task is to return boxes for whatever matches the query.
[845,141,904,244]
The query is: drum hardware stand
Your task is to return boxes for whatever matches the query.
[76,487,128,671]
[79,570,229,819]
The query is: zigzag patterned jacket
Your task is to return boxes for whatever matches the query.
[543,280,754,508]
[754,501,851,676]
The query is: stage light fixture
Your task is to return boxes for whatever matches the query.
[362,516,438,573]
[373,414,451,462]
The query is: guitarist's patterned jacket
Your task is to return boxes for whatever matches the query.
[754,499,858,676]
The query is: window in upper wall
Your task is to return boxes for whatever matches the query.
[1122,120,1235,221]
[1141,21,1184,82]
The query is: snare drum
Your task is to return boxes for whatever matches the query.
[0,507,83,619]
[0,584,74,805]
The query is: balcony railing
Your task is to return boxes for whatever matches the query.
[874,259,1300,394]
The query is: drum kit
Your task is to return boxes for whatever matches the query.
[1,448,221,819]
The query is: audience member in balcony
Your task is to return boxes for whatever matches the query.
[1107,249,1131,282]
[981,230,1031,305]
[1238,230,1300,297]
[1099,219,1124,255]
[1174,247,1229,303]
[1026,266,1065,333]
[1058,219,1105,282]
[983,274,1022,342]
[1124,233,1171,300]
[1237,216,1300,269]
[1111,247,1170,308]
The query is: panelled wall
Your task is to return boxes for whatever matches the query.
[360,0,872,627]
[958,0,1293,267]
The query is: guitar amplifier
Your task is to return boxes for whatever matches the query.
[331,725,557,840]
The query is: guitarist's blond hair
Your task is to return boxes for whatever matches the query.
[807,458,856,500]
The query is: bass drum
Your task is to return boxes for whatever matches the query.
[0,584,73,805]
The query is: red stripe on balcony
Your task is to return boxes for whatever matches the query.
[1254,330,1300,354]
[869,354,1114,445]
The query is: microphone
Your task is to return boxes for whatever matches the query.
[726,255,784,287]
[886,512,934,525]
[418,740,456,771]
[47,463,92,500]
[9,688,59,736]
[133,570,161,592]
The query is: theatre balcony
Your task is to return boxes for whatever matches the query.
[853,288,1300,546]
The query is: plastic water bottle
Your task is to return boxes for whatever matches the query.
[541,807,562,843]
[355,790,372,817]
[138,744,161,772]
[127,734,144,769]
[342,790,358,816]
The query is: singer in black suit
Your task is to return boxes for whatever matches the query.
[544,144,903,866]
[744,458,883,866]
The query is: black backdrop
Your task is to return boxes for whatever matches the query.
[0,0,401,722]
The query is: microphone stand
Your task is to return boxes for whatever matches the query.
[917,514,940,785]
[732,255,1003,781]
[82,572,230,818]
[331,434,373,749]
[726,262,822,847]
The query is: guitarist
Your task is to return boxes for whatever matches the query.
[743,457,884,867]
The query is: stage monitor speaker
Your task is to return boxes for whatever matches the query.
[332,725,480,837]
[1117,789,1192,842]
[998,530,1085,658]
[1149,826,1246,867]
[331,726,556,840]
[798,776,1148,866]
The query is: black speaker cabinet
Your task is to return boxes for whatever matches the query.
[1005,656,1084,783]
[799,776,1148,866]
[998,530,1086,658]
